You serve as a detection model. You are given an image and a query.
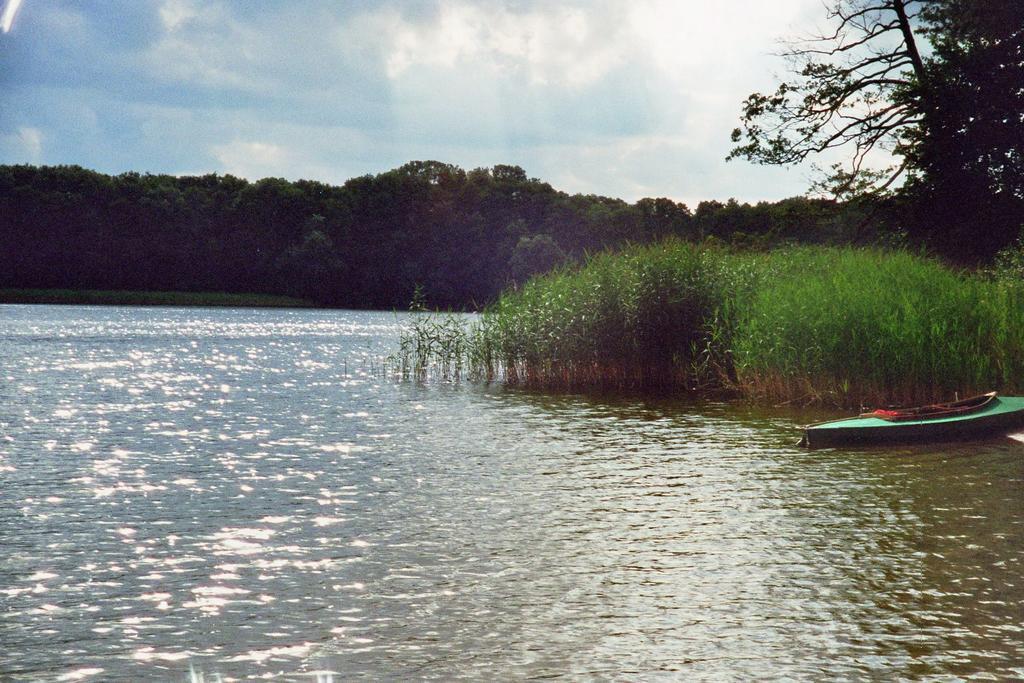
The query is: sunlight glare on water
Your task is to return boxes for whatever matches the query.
[1,305,1024,680]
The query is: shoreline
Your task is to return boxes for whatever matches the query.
[0,288,316,308]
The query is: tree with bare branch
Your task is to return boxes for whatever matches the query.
[729,0,1024,260]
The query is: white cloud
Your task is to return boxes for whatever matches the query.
[335,1,819,147]
[530,133,809,205]
[6,0,831,202]
[353,0,813,91]
[145,1,268,91]
[628,0,805,74]
[0,126,44,163]
[376,2,629,87]
[158,0,199,31]
[210,140,290,179]
[207,132,364,183]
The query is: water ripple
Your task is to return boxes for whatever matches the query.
[2,305,1023,680]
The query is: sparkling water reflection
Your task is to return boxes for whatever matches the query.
[1,305,1023,680]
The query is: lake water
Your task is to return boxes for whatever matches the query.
[2,305,1023,681]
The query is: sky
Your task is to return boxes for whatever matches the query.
[0,0,827,206]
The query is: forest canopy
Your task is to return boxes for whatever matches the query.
[0,162,870,309]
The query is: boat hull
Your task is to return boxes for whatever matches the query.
[803,396,1024,447]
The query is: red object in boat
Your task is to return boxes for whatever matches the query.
[860,392,997,422]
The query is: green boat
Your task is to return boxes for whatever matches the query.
[800,392,1024,447]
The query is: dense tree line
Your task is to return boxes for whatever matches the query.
[0,161,873,309]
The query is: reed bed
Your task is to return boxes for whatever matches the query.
[389,311,476,383]
[394,242,1024,407]
[474,243,754,391]
[734,248,1024,405]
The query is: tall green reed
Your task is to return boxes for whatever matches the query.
[393,242,1024,406]
[732,248,1023,404]
[389,310,475,383]
[473,241,746,391]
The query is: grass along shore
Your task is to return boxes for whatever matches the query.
[395,242,1024,408]
[0,288,315,308]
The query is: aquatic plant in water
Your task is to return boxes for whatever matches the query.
[393,243,1024,407]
